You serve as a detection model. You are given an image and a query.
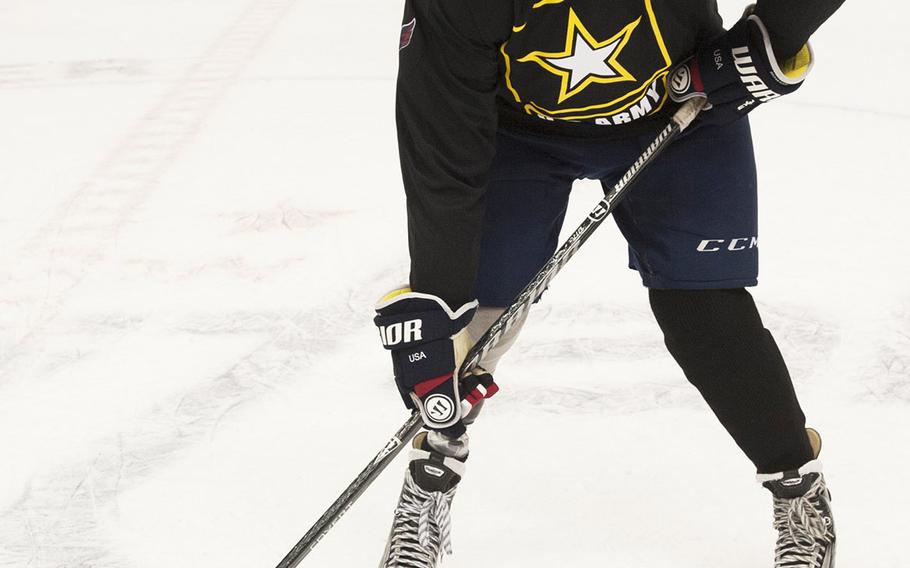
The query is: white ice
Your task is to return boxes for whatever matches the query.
[0,1,907,567]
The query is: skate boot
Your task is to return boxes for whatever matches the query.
[379,430,468,568]
[758,429,836,568]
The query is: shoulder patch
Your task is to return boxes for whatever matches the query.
[400,18,416,50]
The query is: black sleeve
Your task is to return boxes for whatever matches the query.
[396,0,512,309]
[753,0,845,59]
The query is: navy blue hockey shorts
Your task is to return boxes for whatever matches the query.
[473,118,759,306]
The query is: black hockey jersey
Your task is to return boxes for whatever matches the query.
[497,0,718,132]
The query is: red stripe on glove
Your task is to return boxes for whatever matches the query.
[465,388,484,406]
[691,60,705,94]
[413,373,454,398]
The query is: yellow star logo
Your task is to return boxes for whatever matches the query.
[518,9,640,103]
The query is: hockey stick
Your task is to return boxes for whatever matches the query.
[274,97,706,568]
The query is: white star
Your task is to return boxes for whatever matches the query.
[517,10,639,103]
[545,33,624,89]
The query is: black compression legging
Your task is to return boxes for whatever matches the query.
[649,288,814,474]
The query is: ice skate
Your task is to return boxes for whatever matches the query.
[759,430,836,568]
[379,431,468,568]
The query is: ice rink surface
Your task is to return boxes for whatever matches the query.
[0,1,908,566]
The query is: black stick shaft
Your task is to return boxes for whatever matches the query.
[274,97,705,568]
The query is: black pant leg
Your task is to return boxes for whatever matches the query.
[649,288,814,473]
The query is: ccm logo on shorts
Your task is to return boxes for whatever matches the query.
[697,237,758,252]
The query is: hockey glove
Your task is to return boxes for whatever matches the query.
[375,288,498,436]
[668,7,813,125]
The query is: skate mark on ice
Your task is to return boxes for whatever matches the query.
[517,335,666,363]
[113,250,326,288]
[498,301,702,413]
[0,0,302,385]
[787,99,910,122]
[0,59,172,90]
[501,383,702,415]
[226,205,353,234]
[858,307,910,403]
[860,344,910,402]
[0,299,363,568]
[517,302,666,362]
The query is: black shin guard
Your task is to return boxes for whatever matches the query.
[649,289,813,473]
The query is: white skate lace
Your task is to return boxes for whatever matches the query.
[385,470,455,568]
[773,477,831,568]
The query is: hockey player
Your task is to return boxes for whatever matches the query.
[375,0,843,566]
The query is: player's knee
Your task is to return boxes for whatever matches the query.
[648,288,766,379]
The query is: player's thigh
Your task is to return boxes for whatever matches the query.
[474,131,575,307]
[610,118,759,289]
